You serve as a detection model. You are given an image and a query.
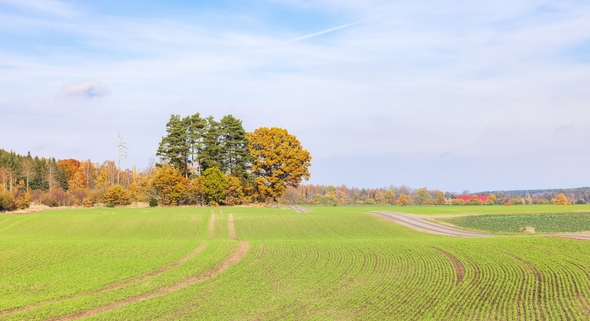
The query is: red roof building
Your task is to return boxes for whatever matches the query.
[455,195,489,202]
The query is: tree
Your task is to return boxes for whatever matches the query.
[554,193,569,205]
[435,190,446,205]
[219,115,251,177]
[186,113,207,176]
[247,127,312,202]
[415,187,431,205]
[397,193,411,206]
[223,174,245,205]
[202,167,228,205]
[157,115,190,177]
[487,193,497,205]
[151,165,188,206]
[104,185,131,206]
[384,190,396,205]
[201,116,223,172]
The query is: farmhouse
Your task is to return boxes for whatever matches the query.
[455,195,489,202]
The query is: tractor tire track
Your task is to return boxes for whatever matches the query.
[431,247,465,284]
[229,213,238,240]
[49,241,250,321]
[1,212,217,317]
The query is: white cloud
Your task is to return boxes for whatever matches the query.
[60,81,109,98]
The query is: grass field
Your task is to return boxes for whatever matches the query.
[2,206,590,320]
[439,212,590,233]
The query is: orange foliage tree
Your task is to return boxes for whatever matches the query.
[553,193,569,205]
[247,127,311,202]
[57,159,87,189]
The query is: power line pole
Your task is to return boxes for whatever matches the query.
[117,133,129,185]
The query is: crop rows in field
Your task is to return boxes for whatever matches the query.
[0,209,249,321]
[439,212,590,233]
[3,207,590,320]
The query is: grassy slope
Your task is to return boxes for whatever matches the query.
[2,207,590,320]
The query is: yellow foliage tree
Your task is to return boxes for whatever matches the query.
[397,193,411,206]
[247,127,312,202]
[223,175,245,206]
[104,185,131,206]
[151,165,188,206]
[553,193,569,205]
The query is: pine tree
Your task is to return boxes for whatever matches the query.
[219,115,251,178]
[156,115,190,177]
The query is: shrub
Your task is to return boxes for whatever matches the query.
[104,185,132,206]
[0,192,16,212]
[149,198,158,207]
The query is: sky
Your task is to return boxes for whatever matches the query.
[1,0,589,192]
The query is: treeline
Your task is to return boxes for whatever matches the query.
[282,185,583,206]
[477,188,590,205]
[0,113,312,211]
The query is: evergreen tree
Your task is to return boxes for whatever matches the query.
[156,115,190,177]
[219,115,251,178]
[201,116,223,171]
[186,113,207,176]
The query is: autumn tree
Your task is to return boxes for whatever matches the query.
[553,193,569,205]
[434,190,446,205]
[397,193,411,206]
[223,175,245,205]
[57,159,86,189]
[487,193,497,205]
[247,127,311,202]
[151,165,188,206]
[415,187,431,205]
[202,167,228,205]
[384,190,396,205]
[104,185,131,206]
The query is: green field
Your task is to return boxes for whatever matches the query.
[2,206,590,320]
[439,212,590,233]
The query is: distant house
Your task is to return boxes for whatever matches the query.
[456,195,489,202]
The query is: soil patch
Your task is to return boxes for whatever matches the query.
[209,213,215,240]
[432,247,465,283]
[229,214,237,240]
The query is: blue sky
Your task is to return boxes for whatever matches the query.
[1,0,589,192]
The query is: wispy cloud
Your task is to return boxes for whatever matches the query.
[60,81,109,98]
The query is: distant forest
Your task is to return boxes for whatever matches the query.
[1,140,588,210]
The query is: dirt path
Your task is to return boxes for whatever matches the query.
[287,205,311,213]
[49,241,250,321]
[228,214,237,240]
[372,211,590,241]
[432,247,465,283]
[370,212,493,237]
[209,212,215,240]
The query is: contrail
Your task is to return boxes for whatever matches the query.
[286,20,365,44]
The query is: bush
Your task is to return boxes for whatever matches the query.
[149,198,158,207]
[0,192,16,212]
[105,203,115,208]
[451,199,465,206]
[104,185,132,206]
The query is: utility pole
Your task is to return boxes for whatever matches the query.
[117,133,129,185]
